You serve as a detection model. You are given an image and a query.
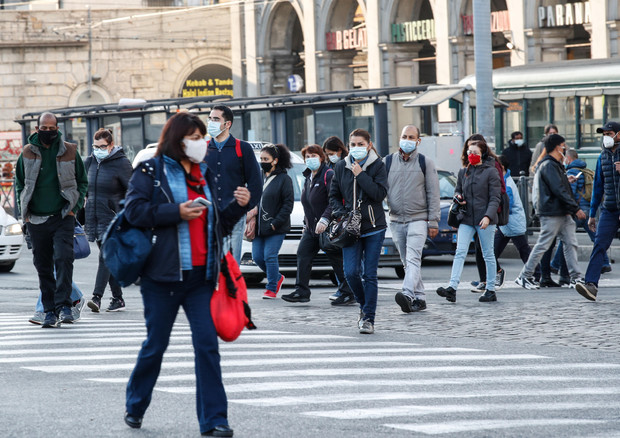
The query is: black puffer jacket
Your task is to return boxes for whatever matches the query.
[84,147,133,241]
[329,151,388,235]
[301,163,334,236]
[534,154,580,217]
[455,158,502,226]
[257,168,294,236]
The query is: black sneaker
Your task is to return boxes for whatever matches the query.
[515,275,539,290]
[124,412,142,429]
[539,278,561,288]
[601,265,612,274]
[87,295,101,313]
[436,286,456,303]
[479,290,497,302]
[470,282,486,293]
[575,282,598,301]
[331,294,356,306]
[411,299,427,311]
[281,291,310,303]
[107,298,126,312]
[42,311,59,328]
[495,268,505,289]
[395,292,413,313]
[59,306,74,324]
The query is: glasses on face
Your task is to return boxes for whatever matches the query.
[92,144,109,150]
[467,150,480,155]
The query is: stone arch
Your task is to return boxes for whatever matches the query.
[68,84,111,107]
[172,54,232,98]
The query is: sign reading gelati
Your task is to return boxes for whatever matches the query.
[326,26,367,51]
[462,11,510,35]
[181,64,233,98]
[391,19,435,43]
[538,1,590,28]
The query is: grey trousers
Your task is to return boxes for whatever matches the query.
[520,215,581,279]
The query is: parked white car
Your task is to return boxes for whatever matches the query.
[0,208,24,272]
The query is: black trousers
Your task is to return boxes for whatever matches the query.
[94,240,123,299]
[28,214,75,313]
[294,231,352,297]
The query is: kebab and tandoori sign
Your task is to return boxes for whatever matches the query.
[181,64,233,98]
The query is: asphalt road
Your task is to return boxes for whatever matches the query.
[1,245,620,438]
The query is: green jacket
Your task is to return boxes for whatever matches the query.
[15,132,88,220]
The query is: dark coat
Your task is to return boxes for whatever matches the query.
[124,157,245,283]
[84,148,133,241]
[455,158,502,226]
[501,141,532,177]
[257,168,294,236]
[535,155,580,217]
[329,151,388,235]
[301,163,334,236]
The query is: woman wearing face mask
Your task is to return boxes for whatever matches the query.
[436,137,501,303]
[329,129,388,334]
[84,128,133,313]
[281,145,354,305]
[252,144,294,299]
[123,112,249,437]
[323,136,349,169]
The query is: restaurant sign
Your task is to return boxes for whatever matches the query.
[326,26,367,51]
[181,64,233,98]
[462,10,510,35]
[538,1,590,28]
[391,19,435,43]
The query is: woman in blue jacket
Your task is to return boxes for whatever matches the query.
[123,112,249,437]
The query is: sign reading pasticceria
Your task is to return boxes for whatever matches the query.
[326,26,367,51]
[181,64,233,98]
[391,19,435,43]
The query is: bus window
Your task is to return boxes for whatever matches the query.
[286,108,314,151]
[315,108,344,147]
[145,113,166,146]
[553,97,577,147]
[526,98,548,147]
[579,96,604,148]
[345,103,374,141]
[121,117,144,163]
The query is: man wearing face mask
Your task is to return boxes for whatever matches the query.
[206,105,262,263]
[15,112,88,328]
[575,121,620,301]
[384,125,440,313]
[501,131,532,177]
[516,134,586,290]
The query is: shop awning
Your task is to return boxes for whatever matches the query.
[403,85,507,108]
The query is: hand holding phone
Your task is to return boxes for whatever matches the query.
[189,197,211,208]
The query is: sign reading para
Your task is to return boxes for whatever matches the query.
[538,1,590,28]
[181,64,233,98]
[326,26,367,51]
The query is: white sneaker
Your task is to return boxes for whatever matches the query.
[515,275,539,290]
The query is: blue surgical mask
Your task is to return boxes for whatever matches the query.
[207,120,224,139]
[399,139,417,154]
[93,149,109,161]
[328,154,340,164]
[306,157,321,171]
[514,139,524,147]
[349,146,368,161]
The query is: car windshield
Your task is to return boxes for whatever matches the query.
[288,164,306,202]
[438,170,457,199]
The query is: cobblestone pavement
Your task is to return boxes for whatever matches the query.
[248,258,620,352]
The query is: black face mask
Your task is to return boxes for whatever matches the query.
[38,130,58,145]
[260,162,274,173]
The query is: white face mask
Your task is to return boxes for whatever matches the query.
[514,139,524,147]
[349,146,368,161]
[328,154,340,164]
[207,121,224,139]
[603,134,617,149]
[183,138,207,163]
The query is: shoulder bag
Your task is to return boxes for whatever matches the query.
[326,176,362,248]
[73,220,90,259]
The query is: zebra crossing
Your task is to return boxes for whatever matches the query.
[2,313,620,436]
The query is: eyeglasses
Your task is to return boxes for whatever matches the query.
[92,144,109,150]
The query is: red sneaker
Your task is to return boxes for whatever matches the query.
[263,290,277,299]
[275,274,285,294]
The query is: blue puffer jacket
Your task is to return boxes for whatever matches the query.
[565,159,590,212]
[124,156,245,283]
[590,148,620,216]
[499,169,526,237]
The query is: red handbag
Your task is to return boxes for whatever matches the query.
[211,251,257,342]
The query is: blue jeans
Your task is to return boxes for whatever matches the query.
[35,281,83,313]
[552,215,610,278]
[342,229,386,324]
[450,224,496,291]
[585,208,620,286]
[223,215,246,263]
[252,233,286,292]
[126,268,227,434]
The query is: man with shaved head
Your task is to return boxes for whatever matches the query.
[383,125,440,313]
[16,112,88,328]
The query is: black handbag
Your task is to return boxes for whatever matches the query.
[497,191,510,226]
[447,198,466,228]
[327,176,362,249]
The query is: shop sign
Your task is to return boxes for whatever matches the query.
[326,26,367,51]
[462,10,510,36]
[391,19,435,43]
[538,1,590,28]
[181,64,233,98]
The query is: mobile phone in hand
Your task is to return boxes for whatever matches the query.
[190,197,211,208]
[574,172,583,179]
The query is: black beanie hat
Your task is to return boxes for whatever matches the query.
[544,134,565,154]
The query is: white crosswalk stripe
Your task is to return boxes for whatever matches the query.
[1,313,619,436]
